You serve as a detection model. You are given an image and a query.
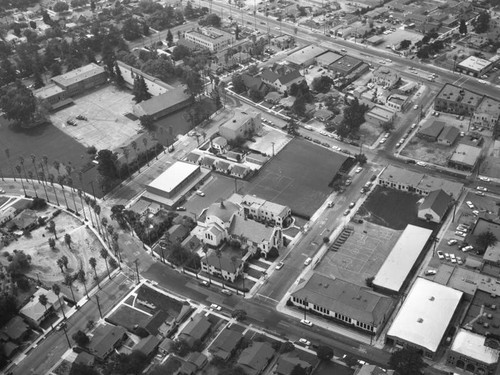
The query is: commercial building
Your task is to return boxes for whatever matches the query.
[471,97,500,130]
[132,86,192,120]
[219,108,262,141]
[372,66,400,88]
[33,84,69,111]
[142,161,210,208]
[446,329,500,375]
[434,84,484,116]
[385,94,408,112]
[378,165,464,198]
[448,144,482,171]
[184,27,234,52]
[364,105,395,126]
[316,51,342,67]
[417,189,452,223]
[286,45,327,67]
[290,273,394,334]
[417,120,445,142]
[456,56,493,77]
[51,63,107,97]
[387,278,463,359]
[240,194,291,227]
[330,55,364,77]
[437,126,460,146]
[373,225,433,294]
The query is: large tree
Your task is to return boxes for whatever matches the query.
[388,347,426,375]
[122,18,142,41]
[0,82,37,127]
[459,19,467,35]
[473,11,490,34]
[96,149,118,179]
[476,231,498,254]
[132,76,152,103]
[316,345,334,361]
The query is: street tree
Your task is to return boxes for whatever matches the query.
[100,249,111,279]
[459,19,467,35]
[0,82,37,127]
[49,220,57,239]
[64,233,72,249]
[72,330,90,347]
[52,283,66,319]
[166,29,173,46]
[231,73,246,94]
[473,11,490,34]
[316,345,334,361]
[64,274,76,302]
[388,347,426,375]
[476,231,498,254]
[122,18,142,41]
[89,257,100,288]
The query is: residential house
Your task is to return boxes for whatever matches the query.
[201,249,243,282]
[355,364,395,375]
[261,65,304,94]
[241,74,268,97]
[219,108,262,141]
[215,160,231,174]
[179,352,208,375]
[264,91,282,104]
[211,136,228,154]
[437,126,460,146]
[200,156,216,169]
[226,150,245,163]
[140,310,175,337]
[133,335,161,358]
[178,314,211,348]
[231,165,250,179]
[209,328,243,360]
[276,354,313,375]
[10,209,39,231]
[417,189,452,223]
[237,342,276,375]
[372,66,400,88]
[240,194,291,227]
[314,109,334,122]
[88,324,128,361]
[20,288,65,328]
[2,316,30,343]
[417,121,445,142]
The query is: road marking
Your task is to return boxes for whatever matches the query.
[256,293,279,303]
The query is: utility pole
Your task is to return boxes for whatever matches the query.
[134,259,140,284]
[61,324,72,349]
[271,142,275,157]
[234,177,238,193]
[95,295,103,319]
[303,297,308,320]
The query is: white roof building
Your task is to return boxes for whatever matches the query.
[148,162,199,195]
[387,278,463,358]
[450,329,500,365]
[373,225,433,293]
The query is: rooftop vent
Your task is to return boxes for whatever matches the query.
[484,322,490,328]
[429,296,435,301]
[417,318,423,323]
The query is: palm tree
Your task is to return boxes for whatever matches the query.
[30,154,40,182]
[64,274,76,303]
[111,241,122,268]
[77,190,87,221]
[56,258,64,272]
[64,233,72,249]
[122,146,131,178]
[42,155,49,176]
[38,171,50,202]
[48,174,60,206]
[16,165,27,196]
[48,237,56,250]
[61,255,69,270]
[84,196,95,227]
[52,283,66,319]
[49,220,57,239]
[57,175,69,209]
[93,204,102,235]
[131,140,140,172]
[66,176,78,212]
[100,249,111,279]
[202,245,212,285]
[101,217,110,243]
[27,171,38,197]
[18,156,28,182]
[53,160,61,176]
[77,269,89,298]
[38,294,54,329]
[142,137,149,166]
[5,148,16,181]
[89,257,100,289]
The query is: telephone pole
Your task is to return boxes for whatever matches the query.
[134,259,140,284]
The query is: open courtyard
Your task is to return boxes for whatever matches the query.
[50,85,141,151]
[241,138,352,218]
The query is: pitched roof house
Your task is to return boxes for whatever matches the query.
[418,189,452,223]
[209,328,243,360]
[261,65,304,93]
[178,314,212,348]
[88,325,127,360]
[237,342,276,375]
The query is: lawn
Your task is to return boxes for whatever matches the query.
[107,304,151,331]
[241,138,353,218]
[136,285,184,317]
[356,186,437,231]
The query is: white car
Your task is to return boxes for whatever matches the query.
[300,319,313,327]
[455,231,467,237]
[196,190,205,197]
[447,239,458,246]
[416,161,427,167]
[0,189,5,194]
[411,123,417,129]
[304,125,313,130]
[355,167,363,173]
[304,257,312,266]
[466,201,475,209]
[210,304,222,311]
[477,186,488,192]
[380,138,386,144]
[437,251,445,259]
[462,245,474,252]
[413,105,419,110]
[473,210,480,216]
[425,269,437,275]
[275,261,284,270]
[476,192,485,196]
[479,177,491,182]
[298,338,311,346]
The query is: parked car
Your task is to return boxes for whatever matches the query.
[457,257,463,265]
[199,280,210,287]
[437,250,445,259]
[221,289,232,296]
[479,177,491,182]
[447,239,458,246]
[343,209,350,216]
[477,186,488,192]
[466,201,475,209]
[304,257,312,266]
[462,245,474,252]
[349,202,355,208]
[210,304,222,311]
[455,231,467,237]
[425,269,437,276]
[327,202,335,208]
[413,104,419,110]
[476,192,485,196]
[355,167,363,173]
[300,319,313,327]
[196,190,205,197]
[275,261,285,270]
[176,206,186,211]
[298,338,311,346]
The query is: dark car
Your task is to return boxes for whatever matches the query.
[405,159,416,164]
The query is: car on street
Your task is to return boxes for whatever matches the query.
[196,190,205,197]
[55,322,66,331]
[275,261,285,270]
[304,257,312,266]
[466,201,475,209]
[476,191,485,196]
[300,319,313,327]
[437,251,445,259]
[396,142,402,148]
[355,167,363,173]
[414,105,419,110]
[345,179,352,186]
[457,257,463,265]
[479,177,491,182]
[304,136,312,140]
[455,231,467,237]
[473,210,480,216]
[176,206,186,211]
[349,202,355,208]
[199,280,210,287]
[380,138,386,144]
[327,201,334,208]
[411,123,417,129]
[343,209,351,216]
[416,161,427,167]
[221,289,232,296]
[425,269,437,275]
[477,186,488,192]
[447,239,458,246]
[0,189,4,194]
[304,125,313,130]
[298,338,311,346]
[210,304,222,311]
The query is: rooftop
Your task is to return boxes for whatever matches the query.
[220,107,259,132]
[33,84,65,99]
[374,225,433,293]
[292,273,394,326]
[449,144,482,167]
[186,27,233,42]
[438,126,460,143]
[419,189,452,218]
[463,289,500,337]
[418,120,445,138]
[134,86,190,116]
[367,105,395,121]
[476,97,500,117]
[315,51,343,66]
[286,45,327,66]
[458,56,493,72]
[89,324,127,359]
[147,161,199,194]
[241,194,289,217]
[330,55,363,73]
[52,63,105,88]
[387,278,463,353]
[20,288,59,323]
[229,215,276,244]
[451,329,500,364]
[471,218,500,263]
[437,83,483,108]
[209,328,243,360]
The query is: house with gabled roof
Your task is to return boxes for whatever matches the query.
[237,341,276,375]
[178,314,211,348]
[261,65,305,94]
[184,152,202,165]
[215,160,231,174]
[20,288,64,327]
[276,354,313,375]
[241,74,267,96]
[88,324,127,361]
[209,328,243,360]
[418,189,452,223]
[2,316,30,343]
[231,165,250,179]
[200,156,216,169]
[437,126,460,146]
[133,335,161,358]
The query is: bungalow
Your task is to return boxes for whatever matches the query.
[314,109,334,122]
[231,165,250,179]
[237,342,276,375]
[264,91,282,104]
[209,328,243,360]
[200,157,216,169]
[2,316,30,343]
[10,209,39,231]
[215,160,231,174]
[184,152,202,165]
[178,314,211,348]
[212,136,228,154]
[88,325,128,361]
[133,335,161,358]
[241,74,267,96]
[179,352,208,375]
[417,189,452,223]
[20,288,65,328]
[276,354,313,375]
[226,150,245,163]
[140,310,175,337]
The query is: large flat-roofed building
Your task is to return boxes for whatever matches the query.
[446,329,500,375]
[378,165,464,198]
[373,225,433,294]
[434,84,484,116]
[132,86,192,120]
[290,273,394,334]
[51,63,107,97]
[471,97,500,130]
[372,66,400,89]
[286,45,327,67]
[33,84,70,111]
[219,107,262,141]
[184,27,234,52]
[387,278,463,359]
[143,161,210,208]
[364,105,395,126]
[448,144,482,171]
[456,56,493,77]
[330,55,364,77]
[316,51,342,67]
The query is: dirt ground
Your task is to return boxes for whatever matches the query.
[400,138,453,165]
[0,208,107,299]
[49,85,141,151]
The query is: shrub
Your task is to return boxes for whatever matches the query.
[323,236,330,243]
[286,298,294,306]
[31,197,47,210]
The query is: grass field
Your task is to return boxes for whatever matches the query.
[357,186,436,231]
[107,304,151,331]
[136,285,184,316]
[241,138,351,217]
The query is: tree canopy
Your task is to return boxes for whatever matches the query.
[316,345,334,361]
[388,347,426,375]
[132,76,152,103]
[476,231,498,254]
[96,149,118,179]
[0,82,37,127]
